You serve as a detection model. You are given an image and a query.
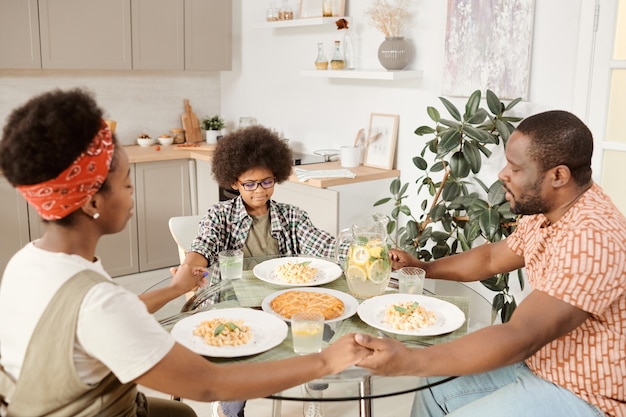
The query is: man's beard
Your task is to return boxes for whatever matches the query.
[507,178,549,215]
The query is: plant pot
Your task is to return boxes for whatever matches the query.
[377,37,410,70]
[205,130,220,145]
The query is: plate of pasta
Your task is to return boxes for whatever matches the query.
[171,308,288,357]
[357,294,466,336]
[252,256,342,287]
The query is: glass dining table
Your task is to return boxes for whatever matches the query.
[148,255,492,417]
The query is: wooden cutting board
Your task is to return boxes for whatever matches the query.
[181,99,203,143]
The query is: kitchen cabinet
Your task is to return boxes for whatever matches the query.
[135,159,193,271]
[0,0,41,69]
[195,159,220,214]
[132,0,232,71]
[272,178,398,236]
[39,0,132,70]
[185,0,232,71]
[0,178,31,274]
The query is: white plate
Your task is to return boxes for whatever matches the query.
[357,294,466,336]
[261,287,359,323]
[252,256,343,287]
[171,308,288,357]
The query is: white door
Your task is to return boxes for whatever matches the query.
[586,0,626,214]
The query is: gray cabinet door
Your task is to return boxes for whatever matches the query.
[185,0,232,71]
[131,0,184,70]
[39,0,132,69]
[0,178,31,274]
[135,160,192,271]
[0,0,41,69]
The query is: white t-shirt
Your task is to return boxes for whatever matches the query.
[0,242,174,384]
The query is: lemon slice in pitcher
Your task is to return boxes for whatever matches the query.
[350,246,370,265]
[346,265,367,282]
[367,260,389,284]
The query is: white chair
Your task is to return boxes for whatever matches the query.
[168,214,204,264]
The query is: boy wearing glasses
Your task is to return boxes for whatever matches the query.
[180,125,339,417]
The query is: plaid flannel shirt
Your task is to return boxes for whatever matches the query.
[190,196,339,284]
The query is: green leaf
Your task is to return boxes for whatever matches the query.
[439,118,462,128]
[373,197,392,206]
[413,156,428,170]
[486,90,503,115]
[432,243,450,258]
[390,178,401,194]
[299,261,312,266]
[430,204,448,221]
[431,161,446,172]
[473,177,489,193]
[438,129,462,156]
[464,90,481,120]
[450,151,471,178]
[479,207,502,242]
[487,181,506,204]
[517,269,525,291]
[464,125,497,144]
[415,125,435,136]
[399,182,409,196]
[495,119,512,141]
[457,232,471,251]
[501,298,517,322]
[439,96,462,121]
[431,231,451,243]
[462,141,482,173]
[406,220,419,238]
[399,205,412,216]
[482,276,506,292]
[426,106,441,122]
[442,181,462,201]
[467,108,488,124]
[504,97,522,111]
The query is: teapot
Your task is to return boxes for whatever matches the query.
[335,214,392,299]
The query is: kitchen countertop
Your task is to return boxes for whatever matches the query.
[124,144,400,188]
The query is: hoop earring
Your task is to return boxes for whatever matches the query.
[93,213,100,220]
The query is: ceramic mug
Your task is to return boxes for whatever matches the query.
[340,146,360,168]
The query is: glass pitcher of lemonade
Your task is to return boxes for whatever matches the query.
[335,214,391,299]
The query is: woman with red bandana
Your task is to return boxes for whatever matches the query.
[0,89,369,417]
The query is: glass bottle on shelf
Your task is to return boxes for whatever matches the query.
[322,0,332,17]
[314,43,329,70]
[330,40,345,70]
[278,0,293,20]
[342,28,354,69]
[266,2,279,21]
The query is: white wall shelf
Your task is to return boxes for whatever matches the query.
[299,69,423,81]
[256,17,347,29]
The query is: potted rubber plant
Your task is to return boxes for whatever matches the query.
[375,89,525,323]
[201,115,225,144]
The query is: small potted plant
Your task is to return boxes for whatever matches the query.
[200,115,225,144]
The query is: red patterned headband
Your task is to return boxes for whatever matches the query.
[17,121,115,220]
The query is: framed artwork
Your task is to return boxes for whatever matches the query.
[364,113,399,170]
[442,0,535,99]
[300,0,322,18]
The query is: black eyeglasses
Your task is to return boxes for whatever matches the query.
[238,177,276,191]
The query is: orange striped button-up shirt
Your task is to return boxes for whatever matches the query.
[507,184,625,417]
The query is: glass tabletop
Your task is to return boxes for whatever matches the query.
[149,254,492,403]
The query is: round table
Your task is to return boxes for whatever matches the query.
[149,255,493,417]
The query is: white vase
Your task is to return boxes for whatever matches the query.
[205,130,220,144]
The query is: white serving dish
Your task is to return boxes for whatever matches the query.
[136,137,153,147]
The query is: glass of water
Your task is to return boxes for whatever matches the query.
[291,312,324,355]
[398,267,426,294]
[218,250,243,280]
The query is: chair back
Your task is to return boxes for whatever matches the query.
[168,215,204,263]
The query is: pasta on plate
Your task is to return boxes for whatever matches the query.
[273,261,318,284]
[193,318,252,346]
[383,301,437,331]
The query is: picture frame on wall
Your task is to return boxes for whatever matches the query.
[364,113,399,170]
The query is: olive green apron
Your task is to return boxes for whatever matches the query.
[0,270,142,417]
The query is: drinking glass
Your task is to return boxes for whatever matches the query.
[291,312,324,355]
[218,250,243,280]
[398,267,426,294]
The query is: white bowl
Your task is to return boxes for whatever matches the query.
[137,137,153,147]
[157,136,173,146]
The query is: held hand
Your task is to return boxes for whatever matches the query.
[169,264,208,295]
[318,333,372,374]
[353,334,412,376]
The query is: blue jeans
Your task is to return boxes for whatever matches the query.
[411,363,606,417]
